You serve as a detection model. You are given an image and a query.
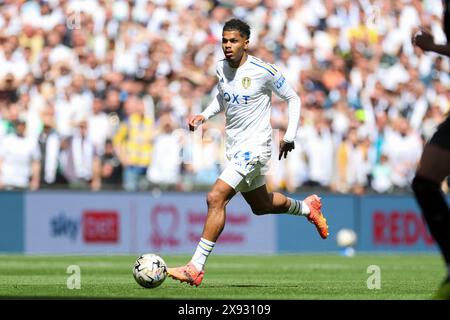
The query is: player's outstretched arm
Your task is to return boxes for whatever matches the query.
[192,93,224,131]
[271,73,301,160]
[188,115,205,131]
[413,29,450,57]
[279,139,295,160]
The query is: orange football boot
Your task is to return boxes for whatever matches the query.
[304,194,329,239]
[167,262,204,287]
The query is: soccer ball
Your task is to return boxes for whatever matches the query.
[336,228,357,248]
[133,254,167,288]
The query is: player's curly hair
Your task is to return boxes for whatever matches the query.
[223,19,250,39]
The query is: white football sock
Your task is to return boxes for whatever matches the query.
[287,197,310,216]
[191,238,215,271]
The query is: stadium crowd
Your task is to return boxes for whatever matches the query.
[0,0,448,194]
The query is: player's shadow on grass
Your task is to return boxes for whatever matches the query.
[221,284,300,288]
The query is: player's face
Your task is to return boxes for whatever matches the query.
[222,30,249,65]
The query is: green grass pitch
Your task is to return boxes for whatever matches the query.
[0,254,444,299]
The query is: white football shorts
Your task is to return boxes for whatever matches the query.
[218,148,270,193]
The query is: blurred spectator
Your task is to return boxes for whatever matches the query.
[422,104,446,142]
[333,128,369,194]
[88,96,112,156]
[329,99,351,140]
[322,57,347,92]
[371,153,393,193]
[382,117,423,189]
[0,73,18,104]
[370,111,391,167]
[104,88,125,121]
[147,112,181,190]
[100,139,122,189]
[113,95,154,191]
[283,122,309,193]
[192,124,223,188]
[0,117,41,190]
[37,105,64,188]
[59,117,101,190]
[303,116,334,187]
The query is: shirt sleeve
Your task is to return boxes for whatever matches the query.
[200,92,224,121]
[201,62,225,121]
[268,67,301,143]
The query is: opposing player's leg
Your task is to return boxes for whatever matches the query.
[241,183,329,239]
[167,173,237,286]
[412,131,450,299]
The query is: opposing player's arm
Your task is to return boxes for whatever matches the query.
[268,67,301,159]
[423,42,450,57]
[412,29,450,57]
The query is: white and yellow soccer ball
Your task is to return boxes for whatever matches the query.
[133,254,167,288]
[336,228,358,248]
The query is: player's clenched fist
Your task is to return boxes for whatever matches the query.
[188,115,205,131]
[412,29,434,51]
[279,139,295,160]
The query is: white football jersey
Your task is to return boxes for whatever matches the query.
[215,55,298,160]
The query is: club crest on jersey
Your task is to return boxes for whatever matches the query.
[242,77,251,89]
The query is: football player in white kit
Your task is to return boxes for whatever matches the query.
[168,19,329,286]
